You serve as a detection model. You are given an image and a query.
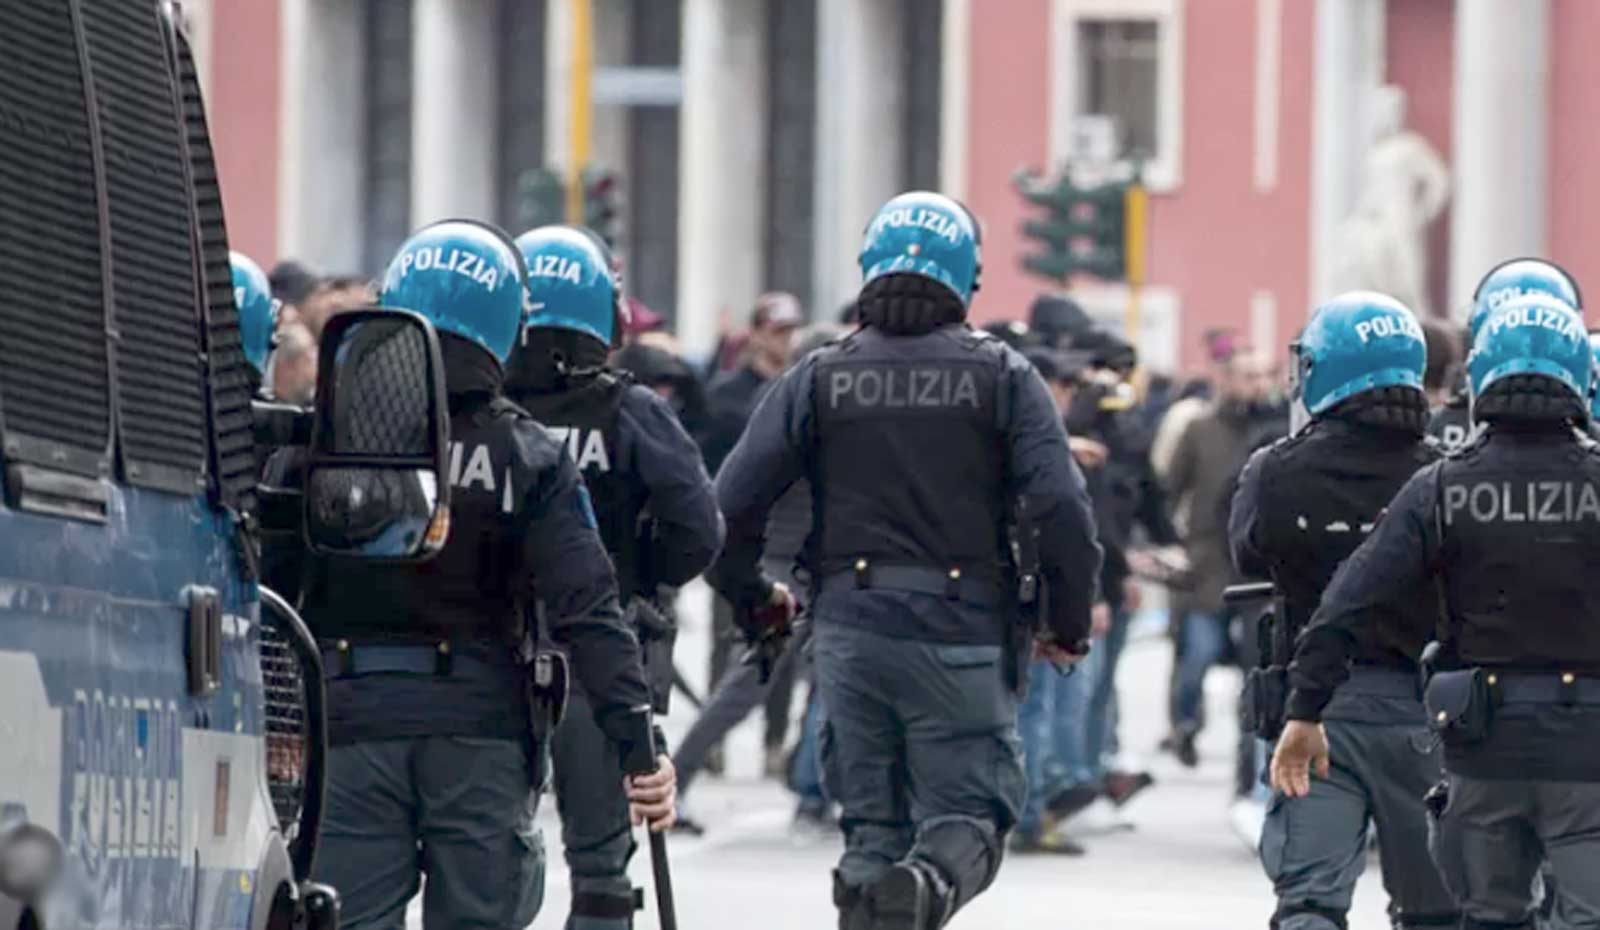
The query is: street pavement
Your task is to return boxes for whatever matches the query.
[407,584,1397,928]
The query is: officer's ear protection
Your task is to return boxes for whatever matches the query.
[1473,256,1584,310]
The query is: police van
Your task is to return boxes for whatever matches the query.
[0,3,450,927]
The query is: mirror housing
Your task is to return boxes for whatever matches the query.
[303,309,451,560]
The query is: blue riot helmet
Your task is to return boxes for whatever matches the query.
[1467,294,1590,404]
[379,219,529,362]
[514,225,622,348]
[1588,332,1600,420]
[858,191,981,306]
[230,251,278,375]
[1468,258,1581,338]
[1288,291,1426,417]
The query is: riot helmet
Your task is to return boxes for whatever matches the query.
[1469,258,1581,339]
[230,251,279,376]
[378,219,530,363]
[1467,294,1590,407]
[1289,291,1426,417]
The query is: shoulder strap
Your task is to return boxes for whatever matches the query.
[1429,463,1460,655]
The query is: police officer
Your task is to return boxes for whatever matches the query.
[505,224,722,930]
[709,191,1102,930]
[1428,258,1582,451]
[297,219,677,929]
[1230,293,1457,930]
[230,251,279,396]
[1272,292,1600,929]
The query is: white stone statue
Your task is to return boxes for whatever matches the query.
[1330,86,1451,317]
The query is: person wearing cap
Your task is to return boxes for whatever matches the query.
[1056,333,1174,815]
[1009,346,1098,856]
[696,291,806,770]
[706,191,1101,929]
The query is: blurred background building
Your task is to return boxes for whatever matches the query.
[188,0,1600,373]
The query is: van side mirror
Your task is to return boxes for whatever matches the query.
[303,309,451,559]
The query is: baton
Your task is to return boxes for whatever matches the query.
[671,663,705,711]
[622,707,679,930]
[647,830,678,930]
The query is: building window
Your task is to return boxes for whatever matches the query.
[1078,21,1159,161]
[1053,0,1184,190]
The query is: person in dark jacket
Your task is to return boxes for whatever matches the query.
[708,191,1102,929]
[506,224,722,930]
[697,291,805,767]
[1232,292,1456,930]
[1063,331,1176,805]
[289,220,676,930]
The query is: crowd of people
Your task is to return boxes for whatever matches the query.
[237,201,1600,929]
[241,247,1338,858]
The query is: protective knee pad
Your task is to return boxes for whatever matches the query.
[1271,903,1347,930]
[909,815,1001,918]
[568,886,642,930]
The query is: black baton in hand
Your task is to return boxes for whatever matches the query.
[621,708,678,930]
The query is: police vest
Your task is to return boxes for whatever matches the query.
[510,373,647,599]
[304,395,536,642]
[1254,419,1439,662]
[810,326,1009,582]
[1436,427,1600,672]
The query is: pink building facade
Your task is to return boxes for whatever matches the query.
[196,0,1596,375]
[960,0,1599,372]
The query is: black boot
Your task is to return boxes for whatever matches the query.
[834,870,872,930]
[865,864,931,930]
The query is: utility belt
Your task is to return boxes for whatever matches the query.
[816,562,1008,608]
[1339,665,1422,699]
[318,637,569,744]
[819,560,1023,691]
[319,639,509,679]
[1425,666,1600,744]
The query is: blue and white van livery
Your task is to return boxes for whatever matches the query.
[1,2,335,927]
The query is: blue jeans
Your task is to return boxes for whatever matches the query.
[1083,607,1131,780]
[789,686,829,814]
[1016,659,1094,836]
[1173,609,1228,734]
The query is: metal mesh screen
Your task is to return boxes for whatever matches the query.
[329,321,430,456]
[260,607,308,839]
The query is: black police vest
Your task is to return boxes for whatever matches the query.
[810,326,1009,582]
[510,373,646,599]
[305,395,533,643]
[1255,420,1439,661]
[1437,428,1600,672]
